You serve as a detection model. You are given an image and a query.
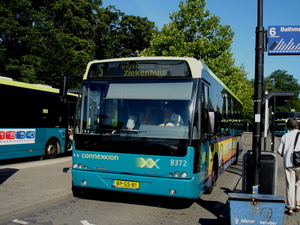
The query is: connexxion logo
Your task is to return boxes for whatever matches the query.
[80,153,119,160]
[136,158,160,169]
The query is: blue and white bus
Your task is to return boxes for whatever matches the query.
[71,57,243,199]
[0,76,77,161]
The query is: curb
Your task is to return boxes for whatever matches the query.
[0,192,73,221]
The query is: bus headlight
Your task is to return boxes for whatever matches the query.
[182,172,188,178]
[73,163,88,169]
[169,172,188,178]
[79,164,84,169]
[174,171,180,177]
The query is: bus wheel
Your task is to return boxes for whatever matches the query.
[45,139,58,159]
[72,183,88,198]
[204,162,218,194]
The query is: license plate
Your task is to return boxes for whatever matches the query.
[113,180,140,190]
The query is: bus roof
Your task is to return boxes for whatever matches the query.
[0,76,77,97]
[85,56,202,78]
[84,56,242,104]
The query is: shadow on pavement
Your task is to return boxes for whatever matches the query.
[0,168,19,184]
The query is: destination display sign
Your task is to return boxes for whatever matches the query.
[268,26,300,55]
[87,60,191,78]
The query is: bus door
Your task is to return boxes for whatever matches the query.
[198,82,213,188]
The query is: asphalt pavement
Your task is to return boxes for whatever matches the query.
[0,157,73,222]
[0,133,300,224]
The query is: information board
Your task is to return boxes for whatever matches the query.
[268,26,300,55]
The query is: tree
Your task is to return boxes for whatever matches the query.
[0,0,33,80]
[222,64,254,122]
[93,6,156,59]
[0,0,100,87]
[118,15,156,57]
[264,70,300,111]
[0,1,156,88]
[140,0,253,122]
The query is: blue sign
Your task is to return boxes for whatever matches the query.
[268,26,300,55]
[229,193,285,225]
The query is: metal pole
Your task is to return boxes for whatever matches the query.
[264,97,269,150]
[252,0,264,192]
[271,96,276,152]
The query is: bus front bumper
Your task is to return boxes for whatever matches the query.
[72,169,202,199]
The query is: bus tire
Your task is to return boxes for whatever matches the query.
[45,139,59,159]
[204,160,218,194]
[72,183,87,198]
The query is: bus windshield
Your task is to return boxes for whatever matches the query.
[75,79,195,140]
[275,122,287,131]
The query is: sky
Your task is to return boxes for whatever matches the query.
[102,0,300,82]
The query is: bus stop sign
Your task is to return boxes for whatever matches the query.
[268,26,300,55]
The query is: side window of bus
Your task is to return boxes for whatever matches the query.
[88,85,101,131]
[201,83,209,135]
[220,89,228,136]
[193,82,201,138]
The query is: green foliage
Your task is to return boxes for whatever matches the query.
[0,0,156,88]
[140,0,254,122]
[222,64,254,122]
[0,0,99,87]
[264,69,300,111]
[94,6,156,59]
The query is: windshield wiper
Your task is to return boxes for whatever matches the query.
[111,129,143,134]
